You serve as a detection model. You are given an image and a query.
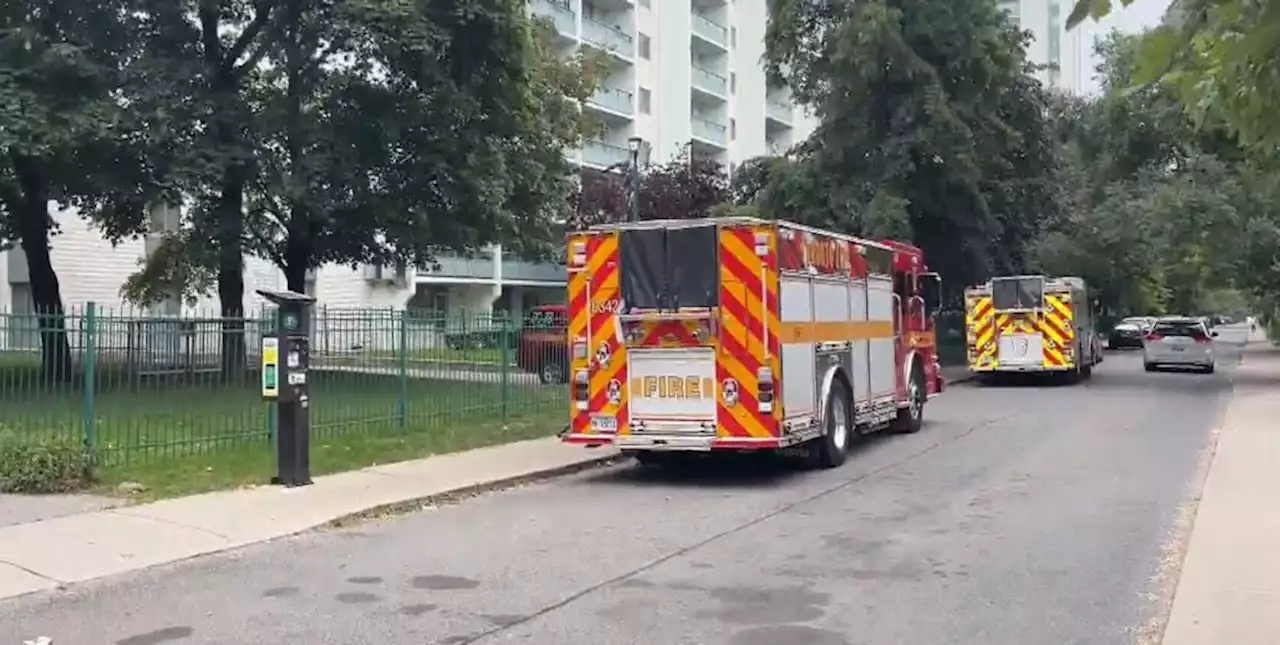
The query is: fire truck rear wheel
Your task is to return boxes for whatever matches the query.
[809,384,852,469]
[893,365,926,434]
[539,360,566,384]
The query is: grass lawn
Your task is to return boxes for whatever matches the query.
[95,402,565,501]
[321,346,511,367]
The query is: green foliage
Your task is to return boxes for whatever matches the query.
[0,430,96,494]
[570,147,730,228]
[1068,0,1280,150]
[114,0,602,300]
[763,0,1065,297]
[0,0,162,378]
[1028,31,1277,318]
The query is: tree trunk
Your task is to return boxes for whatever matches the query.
[8,156,73,382]
[283,260,307,294]
[216,173,247,380]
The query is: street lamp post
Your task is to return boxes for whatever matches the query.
[626,136,648,222]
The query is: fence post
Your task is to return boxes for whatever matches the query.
[499,311,511,425]
[81,302,97,452]
[398,308,408,430]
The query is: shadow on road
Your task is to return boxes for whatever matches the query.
[581,423,923,489]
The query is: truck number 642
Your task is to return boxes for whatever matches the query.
[590,299,622,314]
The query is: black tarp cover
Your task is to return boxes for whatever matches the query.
[991,276,1044,310]
[618,225,719,310]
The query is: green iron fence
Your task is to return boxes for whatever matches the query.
[0,305,570,466]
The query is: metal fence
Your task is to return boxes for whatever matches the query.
[0,305,569,466]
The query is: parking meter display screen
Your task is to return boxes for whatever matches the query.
[264,365,278,389]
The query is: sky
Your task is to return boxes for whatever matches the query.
[1080,0,1174,94]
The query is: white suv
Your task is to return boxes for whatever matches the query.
[1143,317,1218,374]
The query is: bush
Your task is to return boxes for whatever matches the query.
[0,430,97,493]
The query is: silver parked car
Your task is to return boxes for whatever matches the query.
[1143,317,1218,373]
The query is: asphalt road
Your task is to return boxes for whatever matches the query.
[2,326,1249,645]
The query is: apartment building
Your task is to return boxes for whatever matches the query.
[1000,0,1092,94]
[0,0,817,347]
[533,0,818,171]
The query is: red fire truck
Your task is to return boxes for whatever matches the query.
[560,217,944,468]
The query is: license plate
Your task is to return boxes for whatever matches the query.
[1172,346,1184,352]
[590,415,618,432]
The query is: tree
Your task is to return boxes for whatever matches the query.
[121,3,602,341]
[635,148,729,222]
[765,0,1062,296]
[570,147,729,227]
[0,0,158,379]
[1067,0,1280,150]
[1026,31,1264,319]
[105,0,289,376]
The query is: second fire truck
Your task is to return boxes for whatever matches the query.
[964,274,1102,383]
[560,217,945,469]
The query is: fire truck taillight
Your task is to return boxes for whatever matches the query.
[572,370,590,410]
[570,241,587,266]
[757,367,775,413]
[691,318,715,341]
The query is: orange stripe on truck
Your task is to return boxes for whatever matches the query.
[718,225,780,440]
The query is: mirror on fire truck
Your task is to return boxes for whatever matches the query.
[922,272,942,317]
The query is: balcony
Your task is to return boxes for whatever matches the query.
[582,139,630,168]
[691,11,728,49]
[582,18,634,58]
[766,99,794,125]
[691,66,728,97]
[691,116,728,146]
[588,86,635,115]
[416,250,567,285]
[530,0,576,37]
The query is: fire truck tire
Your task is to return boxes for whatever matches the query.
[539,360,567,384]
[809,385,852,469]
[892,365,926,434]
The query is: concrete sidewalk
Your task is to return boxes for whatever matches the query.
[0,437,620,602]
[1161,329,1280,645]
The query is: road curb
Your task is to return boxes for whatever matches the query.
[325,452,626,528]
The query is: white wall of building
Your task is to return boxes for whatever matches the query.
[1001,0,1093,95]
[553,0,816,171]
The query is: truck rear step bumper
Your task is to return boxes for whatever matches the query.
[562,434,783,451]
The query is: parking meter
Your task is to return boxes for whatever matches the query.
[257,289,316,487]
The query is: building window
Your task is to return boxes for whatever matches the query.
[730,27,737,48]
[730,72,736,94]
[730,118,736,140]
[640,0,649,6]
[639,87,651,114]
[639,33,651,59]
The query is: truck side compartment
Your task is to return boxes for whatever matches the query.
[564,229,626,443]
